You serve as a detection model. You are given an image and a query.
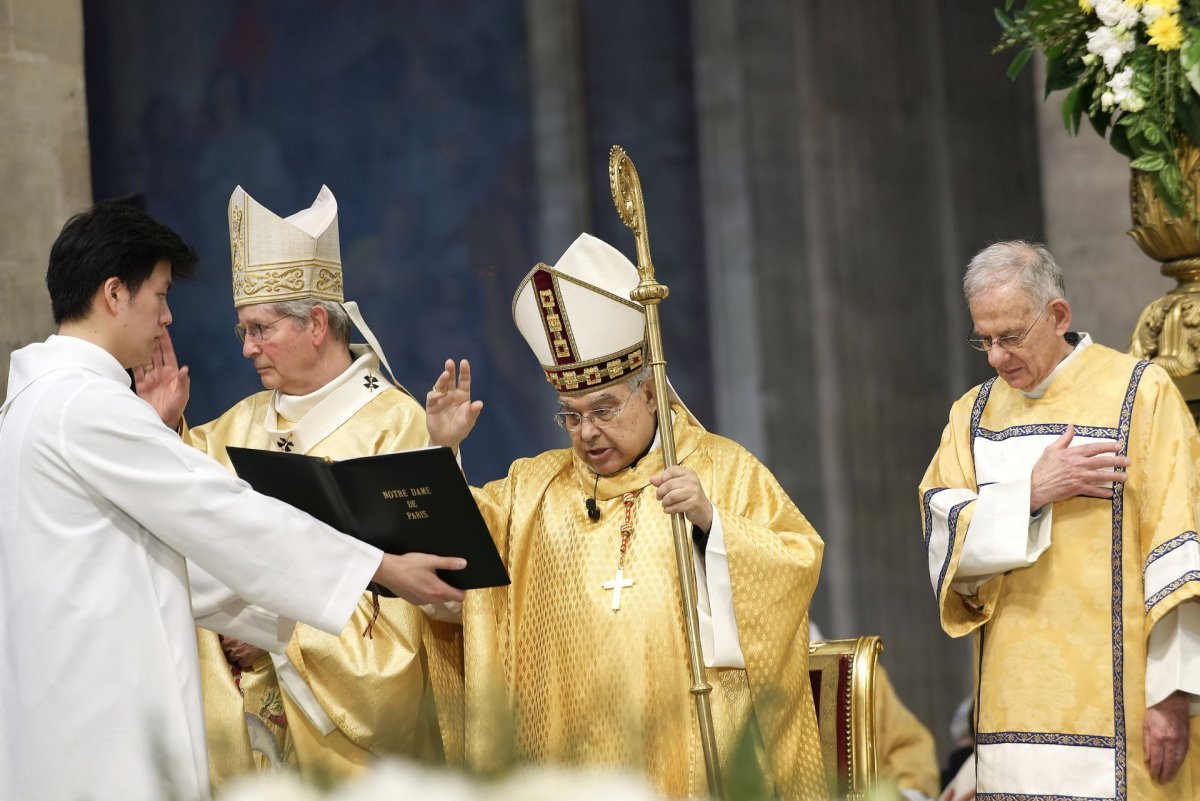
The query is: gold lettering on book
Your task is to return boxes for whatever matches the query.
[385,486,433,518]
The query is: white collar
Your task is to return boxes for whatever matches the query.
[274,345,374,421]
[1021,333,1092,399]
[7,335,130,399]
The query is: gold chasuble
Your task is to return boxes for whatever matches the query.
[461,404,827,800]
[185,367,463,789]
[921,342,1200,799]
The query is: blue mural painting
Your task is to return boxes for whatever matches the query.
[84,0,558,480]
[83,1,713,482]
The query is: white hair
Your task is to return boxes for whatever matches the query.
[266,298,352,344]
[963,240,1066,308]
[623,365,652,393]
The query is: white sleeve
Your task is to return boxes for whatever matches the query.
[1145,600,1200,712]
[900,790,935,801]
[694,507,746,669]
[66,386,383,636]
[269,652,337,735]
[950,476,1053,593]
[188,560,297,651]
[420,601,464,624]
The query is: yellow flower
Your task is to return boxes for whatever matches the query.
[1078,0,1093,11]
[1146,0,1180,11]
[1147,13,1184,50]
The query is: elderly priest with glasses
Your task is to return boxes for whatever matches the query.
[137,186,461,789]
[920,241,1200,800]
[425,233,828,800]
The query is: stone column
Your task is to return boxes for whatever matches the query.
[524,0,591,261]
[0,0,91,398]
[689,0,767,458]
[688,0,1046,756]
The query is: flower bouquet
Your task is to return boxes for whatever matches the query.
[996,0,1200,216]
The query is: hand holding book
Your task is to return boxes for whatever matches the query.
[373,552,467,605]
[227,445,510,597]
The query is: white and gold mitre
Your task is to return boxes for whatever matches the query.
[513,233,647,396]
[229,185,343,308]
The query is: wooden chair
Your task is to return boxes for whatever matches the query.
[808,636,883,800]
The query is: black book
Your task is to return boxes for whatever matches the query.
[226,445,510,594]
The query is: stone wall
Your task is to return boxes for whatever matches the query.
[688,0,1044,756]
[0,0,91,399]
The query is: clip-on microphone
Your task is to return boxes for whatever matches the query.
[586,473,601,521]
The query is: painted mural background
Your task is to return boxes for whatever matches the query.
[83,1,713,481]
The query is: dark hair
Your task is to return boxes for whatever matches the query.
[46,200,198,324]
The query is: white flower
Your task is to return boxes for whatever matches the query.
[1108,66,1135,91]
[1094,0,1141,29]
[216,772,325,801]
[1106,67,1147,111]
[488,766,668,801]
[1086,25,1137,71]
[327,759,480,801]
[1142,4,1167,23]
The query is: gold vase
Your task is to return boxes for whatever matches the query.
[1128,144,1200,378]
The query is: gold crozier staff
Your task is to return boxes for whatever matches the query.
[608,145,723,798]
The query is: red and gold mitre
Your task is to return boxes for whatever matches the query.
[512,233,647,396]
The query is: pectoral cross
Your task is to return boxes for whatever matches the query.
[602,568,634,611]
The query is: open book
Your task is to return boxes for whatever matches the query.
[227,445,509,593]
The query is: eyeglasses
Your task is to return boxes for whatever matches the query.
[967,304,1048,352]
[234,315,292,344]
[554,389,641,431]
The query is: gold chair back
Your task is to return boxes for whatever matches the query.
[808,635,883,800]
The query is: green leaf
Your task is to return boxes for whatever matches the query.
[1182,31,1200,96]
[1152,170,1187,218]
[1109,123,1135,159]
[1161,163,1184,200]
[1089,107,1114,138]
[1044,56,1081,95]
[1177,96,1200,145]
[1130,153,1168,171]
[1118,113,1147,136]
[1143,122,1163,146]
[1131,68,1154,96]
[1062,86,1083,134]
[1004,0,1015,12]
[995,7,1014,31]
[1182,27,1200,70]
[1007,48,1034,81]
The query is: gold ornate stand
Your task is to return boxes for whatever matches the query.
[1128,147,1200,422]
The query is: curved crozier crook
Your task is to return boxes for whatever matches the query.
[608,145,656,284]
